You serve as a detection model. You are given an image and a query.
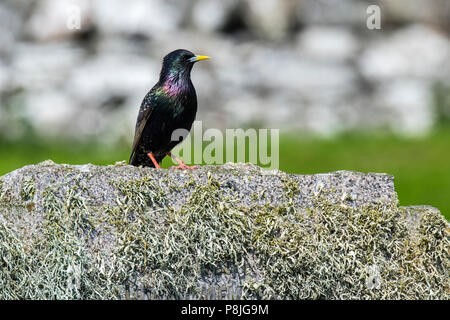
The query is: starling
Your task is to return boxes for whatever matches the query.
[129,49,210,169]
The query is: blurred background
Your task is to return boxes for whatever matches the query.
[0,0,449,218]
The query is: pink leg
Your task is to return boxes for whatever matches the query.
[167,152,199,170]
[147,153,161,169]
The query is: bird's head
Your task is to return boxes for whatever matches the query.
[159,49,210,82]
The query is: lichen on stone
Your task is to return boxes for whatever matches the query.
[280,174,300,200]
[112,176,167,213]
[0,162,448,299]
[0,179,4,202]
[20,176,36,201]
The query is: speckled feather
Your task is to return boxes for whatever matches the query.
[129,50,199,167]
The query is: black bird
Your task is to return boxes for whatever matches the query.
[129,49,210,169]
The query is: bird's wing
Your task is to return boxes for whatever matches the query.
[129,92,155,164]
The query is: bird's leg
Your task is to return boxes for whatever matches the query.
[147,153,161,169]
[167,152,199,170]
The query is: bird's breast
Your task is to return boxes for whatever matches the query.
[171,94,196,118]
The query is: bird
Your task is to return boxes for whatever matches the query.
[129,49,210,169]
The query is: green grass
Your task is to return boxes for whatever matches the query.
[0,127,449,220]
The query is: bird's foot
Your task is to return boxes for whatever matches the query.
[169,164,199,170]
[167,152,199,170]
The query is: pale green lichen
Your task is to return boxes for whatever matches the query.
[20,177,35,201]
[0,178,11,203]
[112,176,166,213]
[280,175,300,200]
[0,186,89,299]
[0,179,3,202]
[0,169,448,300]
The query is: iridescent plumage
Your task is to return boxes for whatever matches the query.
[129,49,209,167]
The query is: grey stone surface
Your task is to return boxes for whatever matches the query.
[0,161,448,299]
[0,160,397,213]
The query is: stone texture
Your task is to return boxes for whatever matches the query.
[0,161,448,299]
[0,161,397,212]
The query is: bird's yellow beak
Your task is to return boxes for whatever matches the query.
[193,55,211,62]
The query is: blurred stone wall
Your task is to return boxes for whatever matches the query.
[0,0,449,143]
